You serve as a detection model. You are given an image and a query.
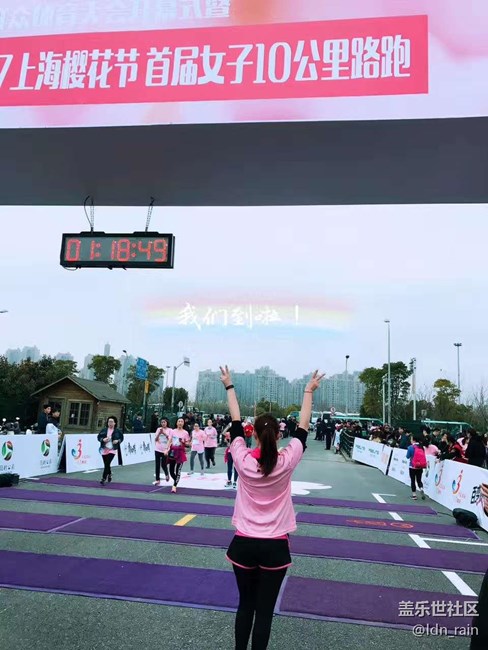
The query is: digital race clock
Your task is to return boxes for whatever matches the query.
[60,232,175,269]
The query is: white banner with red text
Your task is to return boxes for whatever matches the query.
[0,433,59,478]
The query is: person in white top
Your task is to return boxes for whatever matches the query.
[188,422,207,476]
[153,418,171,485]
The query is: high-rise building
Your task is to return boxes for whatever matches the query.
[21,346,40,362]
[114,354,137,394]
[5,348,22,364]
[55,352,74,361]
[196,367,366,412]
[80,354,95,380]
[104,343,111,356]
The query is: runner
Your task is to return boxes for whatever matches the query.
[188,422,206,476]
[166,418,191,493]
[220,364,324,650]
[97,416,124,486]
[204,418,218,468]
[153,417,171,485]
[406,434,427,500]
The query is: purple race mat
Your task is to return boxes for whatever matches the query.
[58,517,486,574]
[281,576,477,630]
[0,488,476,538]
[37,476,437,515]
[0,550,237,609]
[0,550,477,632]
[296,511,479,539]
[0,510,78,532]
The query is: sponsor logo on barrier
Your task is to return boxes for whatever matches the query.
[434,464,444,487]
[452,470,463,495]
[125,443,137,455]
[140,441,151,453]
[2,440,13,461]
[356,444,365,452]
[71,439,83,460]
[41,439,50,457]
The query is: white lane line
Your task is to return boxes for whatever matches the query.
[83,470,99,474]
[372,493,396,503]
[409,534,431,548]
[420,537,488,547]
[442,571,477,597]
[388,512,403,521]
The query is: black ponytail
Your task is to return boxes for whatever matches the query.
[254,414,279,477]
[412,433,425,448]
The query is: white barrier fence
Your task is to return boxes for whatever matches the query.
[120,434,153,466]
[352,438,488,533]
[65,433,154,473]
[351,438,392,474]
[0,434,59,478]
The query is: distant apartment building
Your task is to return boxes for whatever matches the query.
[196,367,365,411]
[5,346,41,363]
[104,343,111,356]
[114,354,137,395]
[55,352,74,361]
[80,354,95,380]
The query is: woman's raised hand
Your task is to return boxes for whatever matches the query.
[305,370,326,393]
[219,365,232,387]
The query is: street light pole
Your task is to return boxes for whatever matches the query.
[410,358,417,420]
[171,357,190,412]
[345,355,350,415]
[454,343,462,400]
[385,320,391,425]
[382,375,387,423]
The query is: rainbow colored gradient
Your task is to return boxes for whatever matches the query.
[142,294,353,333]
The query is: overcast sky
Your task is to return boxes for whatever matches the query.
[0,204,484,400]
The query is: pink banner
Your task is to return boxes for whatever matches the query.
[0,16,427,107]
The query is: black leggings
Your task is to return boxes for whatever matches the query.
[155,451,169,481]
[205,447,216,467]
[233,565,287,650]
[102,453,115,480]
[409,468,423,492]
[168,460,183,486]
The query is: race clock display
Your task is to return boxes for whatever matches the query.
[60,232,175,269]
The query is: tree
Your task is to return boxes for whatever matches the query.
[255,399,284,419]
[285,404,301,417]
[88,355,121,386]
[126,364,164,408]
[162,386,189,412]
[468,386,488,431]
[359,362,412,420]
[433,379,461,421]
[0,355,78,424]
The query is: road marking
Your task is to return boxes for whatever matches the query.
[372,493,395,504]
[409,534,431,548]
[174,514,196,527]
[83,470,99,474]
[420,537,488,547]
[388,512,403,521]
[442,571,477,597]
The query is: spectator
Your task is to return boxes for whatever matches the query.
[132,414,144,433]
[398,427,410,450]
[37,404,51,434]
[423,435,440,457]
[465,429,487,468]
[439,433,467,463]
[243,419,254,449]
[150,411,159,433]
